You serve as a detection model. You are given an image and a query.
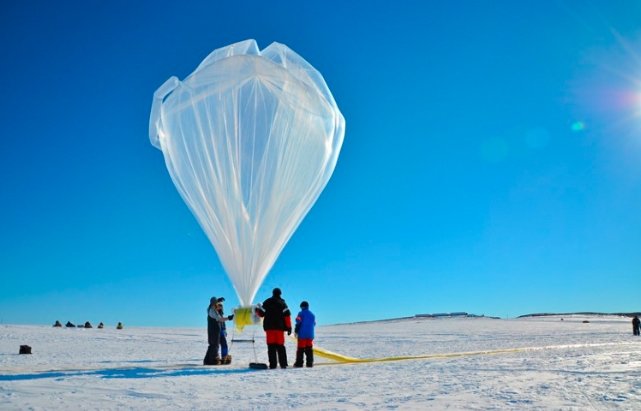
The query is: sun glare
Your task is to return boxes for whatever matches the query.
[572,31,641,145]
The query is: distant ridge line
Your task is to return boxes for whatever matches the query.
[337,311,641,326]
[340,313,500,325]
[518,312,641,318]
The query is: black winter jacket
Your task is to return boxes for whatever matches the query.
[261,296,291,331]
[207,307,222,345]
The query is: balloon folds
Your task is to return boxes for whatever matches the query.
[149,39,345,306]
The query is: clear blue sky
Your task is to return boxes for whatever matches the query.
[1,1,640,327]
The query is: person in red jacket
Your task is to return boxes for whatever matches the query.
[256,288,292,369]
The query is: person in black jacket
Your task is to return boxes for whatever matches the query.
[633,315,640,336]
[204,296,226,365]
[256,288,292,369]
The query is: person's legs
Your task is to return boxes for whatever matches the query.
[220,333,228,357]
[266,330,285,368]
[299,339,314,367]
[204,327,221,365]
[266,330,287,368]
[294,348,304,367]
[295,339,312,367]
[267,344,278,368]
[203,345,221,365]
[304,346,314,367]
[294,338,307,367]
[207,322,221,365]
[276,344,288,368]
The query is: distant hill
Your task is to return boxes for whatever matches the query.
[518,312,641,318]
[415,312,500,319]
[343,312,500,325]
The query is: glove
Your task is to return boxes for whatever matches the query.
[227,314,234,321]
[286,328,292,336]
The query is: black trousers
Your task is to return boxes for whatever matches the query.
[294,347,314,367]
[267,344,288,368]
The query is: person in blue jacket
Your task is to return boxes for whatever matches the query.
[293,301,316,368]
[216,297,234,364]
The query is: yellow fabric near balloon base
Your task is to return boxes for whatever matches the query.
[233,306,259,331]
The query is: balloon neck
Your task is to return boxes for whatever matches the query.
[233,305,261,331]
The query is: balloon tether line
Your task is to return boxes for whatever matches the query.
[230,325,259,364]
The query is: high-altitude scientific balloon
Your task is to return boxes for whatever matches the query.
[149,39,345,307]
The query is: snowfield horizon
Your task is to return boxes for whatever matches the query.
[2,314,640,409]
[7,311,641,329]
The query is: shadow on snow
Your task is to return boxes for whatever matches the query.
[0,366,257,381]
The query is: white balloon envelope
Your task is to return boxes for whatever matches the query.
[149,39,345,307]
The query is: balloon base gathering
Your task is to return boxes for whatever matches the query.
[233,305,262,331]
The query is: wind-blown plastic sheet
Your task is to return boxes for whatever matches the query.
[149,40,345,305]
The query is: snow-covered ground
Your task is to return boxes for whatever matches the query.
[1,315,640,410]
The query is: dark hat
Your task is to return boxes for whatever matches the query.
[217,297,225,303]
[210,297,217,305]
[272,288,282,296]
[300,301,309,309]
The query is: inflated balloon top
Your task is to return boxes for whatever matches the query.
[149,39,345,307]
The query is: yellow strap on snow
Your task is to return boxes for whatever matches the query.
[289,335,371,362]
[315,346,562,366]
[288,335,533,365]
[313,347,528,365]
[311,345,361,362]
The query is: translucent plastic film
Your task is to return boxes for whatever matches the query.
[150,40,345,306]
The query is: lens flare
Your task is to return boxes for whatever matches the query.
[571,121,585,132]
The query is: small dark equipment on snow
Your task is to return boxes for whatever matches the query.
[84,321,92,328]
[230,336,267,369]
[19,345,31,354]
[53,320,62,327]
[65,321,75,328]
[97,322,104,329]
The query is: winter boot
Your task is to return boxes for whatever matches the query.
[267,344,278,369]
[293,348,304,367]
[222,354,232,365]
[276,344,288,368]
[305,346,314,368]
[203,345,221,366]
